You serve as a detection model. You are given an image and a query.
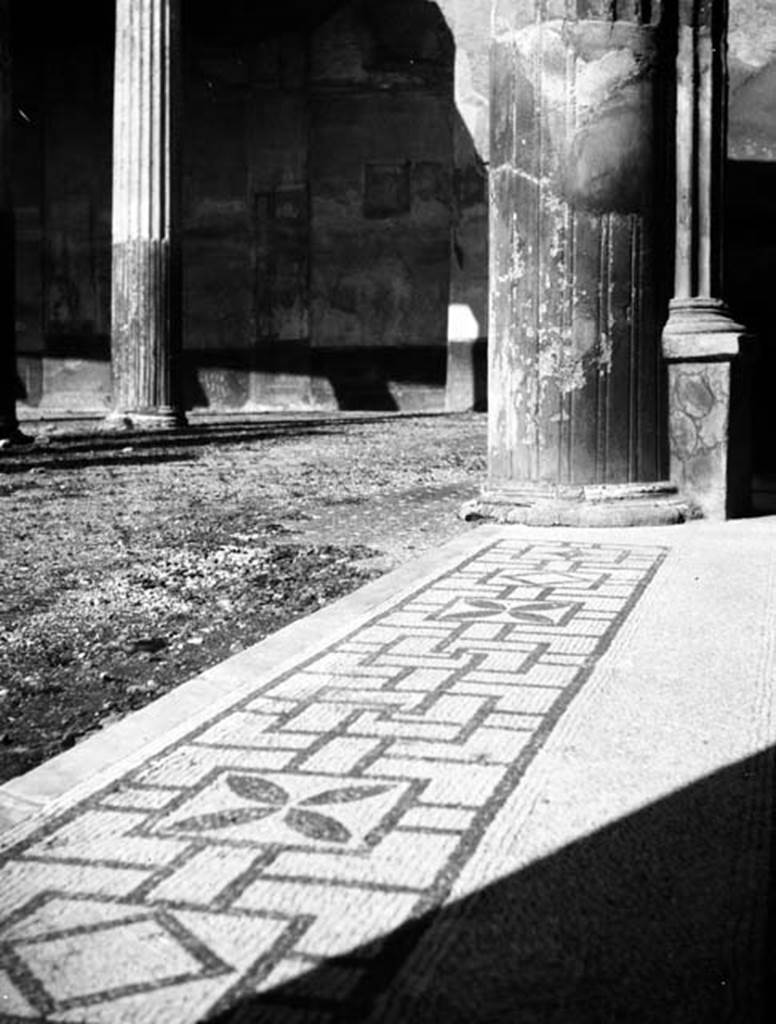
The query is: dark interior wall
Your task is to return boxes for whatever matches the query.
[182,32,255,410]
[184,0,460,412]
[308,0,456,410]
[12,1,113,410]
[182,7,314,410]
[726,0,776,471]
[11,0,483,414]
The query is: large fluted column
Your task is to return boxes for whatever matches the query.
[471,0,686,526]
[662,0,752,518]
[108,0,185,428]
[0,0,19,443]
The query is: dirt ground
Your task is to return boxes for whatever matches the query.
[0,412,486,784]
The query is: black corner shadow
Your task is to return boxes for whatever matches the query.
[206,746,776,1023]
[725,158,776,477]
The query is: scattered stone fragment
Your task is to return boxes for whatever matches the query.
[127,636,168,654]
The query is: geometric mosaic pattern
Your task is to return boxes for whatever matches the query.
[0,539,665,1022]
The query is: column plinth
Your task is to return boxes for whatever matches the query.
[661,0,753,519]
[472,1,686,525]
[107,0,186,430]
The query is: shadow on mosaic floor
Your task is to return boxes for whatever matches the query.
[208,746,776,1023]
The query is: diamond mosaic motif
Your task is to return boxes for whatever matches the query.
[1,903,233,1017]
[490,569,603,587]
[0,539,666,1022]
[18,918,207,1004]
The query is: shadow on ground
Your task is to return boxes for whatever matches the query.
[0,414,444,474]
[208,747,776,1023]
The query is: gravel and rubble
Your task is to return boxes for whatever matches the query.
[0,413,486,783]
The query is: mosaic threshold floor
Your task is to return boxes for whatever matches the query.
[1,524,774,1022]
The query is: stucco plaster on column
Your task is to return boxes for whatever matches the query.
[469,0,687,525]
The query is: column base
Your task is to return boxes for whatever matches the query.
[663,300,755,520]
[462,482,694,527]
[662,298,747,359]
[103,408,188,432]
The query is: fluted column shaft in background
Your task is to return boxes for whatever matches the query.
[109,0,185,427]
[476,0,683,524]
[0,0,19,442]
[672,0,726,305]
[662,0,753,519]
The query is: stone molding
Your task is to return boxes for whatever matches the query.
[662,298,751,360]
[463,482,692,527]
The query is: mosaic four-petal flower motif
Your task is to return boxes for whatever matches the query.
[170,775,391,844]
[438,596,579,625]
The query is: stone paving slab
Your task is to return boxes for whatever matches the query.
[1,520,775,1022]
